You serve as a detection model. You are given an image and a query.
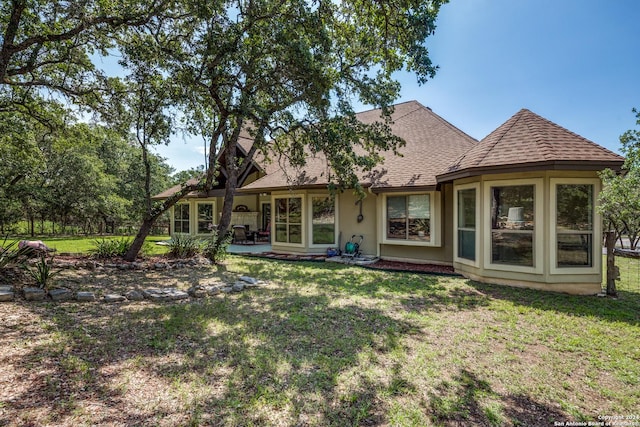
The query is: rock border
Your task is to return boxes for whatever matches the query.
[1,276,269,304]
[50,254,213,271]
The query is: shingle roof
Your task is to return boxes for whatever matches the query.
[240,101,478,192]
[152,126,270,200]
[152,177,201,200]
[438,108,624,181]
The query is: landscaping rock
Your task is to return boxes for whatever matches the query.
[103,294,126,303]
[153,262,169,270]
[242,281,262,289]
[76,291,95,302]
[49,288,73,301]
[188,285,208,298]
[23,287,45,301]
[166,288,189,301]
[231,282,245,292]
[220,286,233,293]
[84,261,98,270]
[194,255,212,266]
[239,276,259,285]
[143,288,189,302]
[0,286,14,302]
[206,286,221,296]
[125,290,144,301]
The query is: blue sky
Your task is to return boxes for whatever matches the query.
[155,0,640,172]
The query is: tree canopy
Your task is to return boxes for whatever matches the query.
[2,0,449,259]
[128,0,448,251]
[599,108,640,250]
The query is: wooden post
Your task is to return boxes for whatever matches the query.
[605,231,617,297]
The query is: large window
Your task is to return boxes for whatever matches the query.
[386,194,430,242]
[197,203,214,234]
[275,197,302,244]
[490,185,535,266]
[457,188,476,261]
[174,204,190,234]
[311,196,335,245]
[555,184,594,268]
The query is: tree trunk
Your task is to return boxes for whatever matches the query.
[217,169,238,244]
[124,217,155,261]
[215,135,240,249]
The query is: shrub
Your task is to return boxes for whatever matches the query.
[0,237,30,271]
[168,234,201,258]
[90,238,133,258]
[202,231,233,263]
[24,254,60,290]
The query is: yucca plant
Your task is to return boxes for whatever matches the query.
[24,254,61,290]
[168,234,201,258]
[0,237,30,271]
[90,237,133,258]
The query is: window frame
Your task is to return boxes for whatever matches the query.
[173,203,191,235]
[272,194,305,247]
[381,191,441,247]
[550,178,601,275]
[195,201,216,236]
[454,183,480,267]
[483,178,544,274]
[308,194,338,248]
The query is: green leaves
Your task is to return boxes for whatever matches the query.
[598,107,640,250]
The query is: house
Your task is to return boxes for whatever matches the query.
[155,101,624,294]
[152,128,275,236]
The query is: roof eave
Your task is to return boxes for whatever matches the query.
[238,183,331,194]
[436,160,625,183]
[369,184,438,194]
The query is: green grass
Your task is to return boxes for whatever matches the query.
[615,254,640,293]
[4,235,170,255]
[1,256,638,426]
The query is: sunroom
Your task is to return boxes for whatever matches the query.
[439,109,624,294]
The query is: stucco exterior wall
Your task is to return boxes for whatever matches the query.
[169,192,266,237]
[452,170,603,294]
[378,183,454,265]
[337,191,378,256]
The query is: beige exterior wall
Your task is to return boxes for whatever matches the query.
[338,191,378,256]
[378,183,454,265]
[269,187,455,263]
[269,189,378,256]
[169,192,267,237]
[452,170,603,295]
[169,198,218,237]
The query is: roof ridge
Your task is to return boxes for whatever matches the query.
[391,103,424,122]
[354,99,421,116]
[403,104,478,143]
[522,109,555,161]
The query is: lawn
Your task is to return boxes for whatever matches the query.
[1,256,639,426]
[4,235,170,256]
